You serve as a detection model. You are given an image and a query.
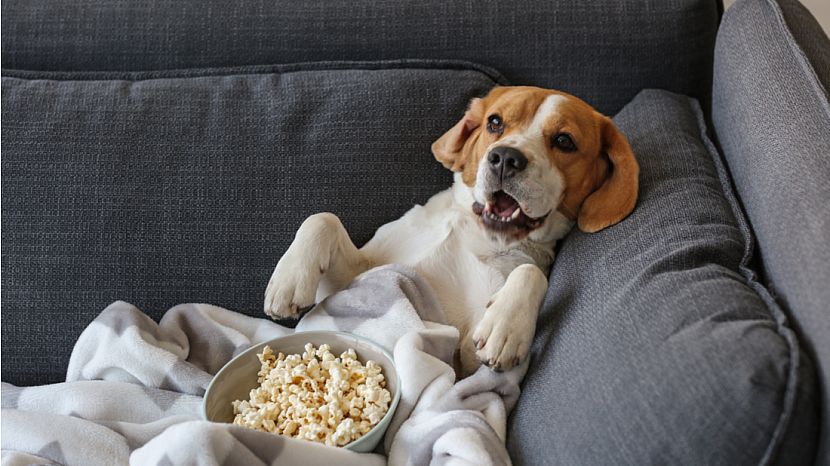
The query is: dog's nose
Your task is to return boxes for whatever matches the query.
[488,146,528,180]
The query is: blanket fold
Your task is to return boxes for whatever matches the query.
[2,264,523,466]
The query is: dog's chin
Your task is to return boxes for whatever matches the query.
[472,191,550,245]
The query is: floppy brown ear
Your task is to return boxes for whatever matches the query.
[432,98,484,172]
[577,117,639,233]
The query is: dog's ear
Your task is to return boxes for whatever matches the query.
[577,116,639,233]
[432,98,484,172]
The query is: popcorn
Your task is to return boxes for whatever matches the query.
[232,343,391,447]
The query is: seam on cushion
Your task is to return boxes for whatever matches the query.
[0,59,511,86]
[690,96,801,466]
[761,0,830,117]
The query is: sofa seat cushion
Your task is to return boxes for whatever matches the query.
[506,90,819,465]
[1,61,503,386]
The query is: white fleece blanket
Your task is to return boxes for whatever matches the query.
[1,264,526,466]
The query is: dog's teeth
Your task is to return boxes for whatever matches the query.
[485,201,493,212]
[511,208,522,220]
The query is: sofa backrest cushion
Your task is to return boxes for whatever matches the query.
[507,89,820,466]
[0,0,722,116]
[0,61,500,386]
[713,0,830,462]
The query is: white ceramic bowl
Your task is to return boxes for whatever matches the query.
[203,330,401,453]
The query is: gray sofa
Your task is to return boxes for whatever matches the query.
[2,0,829,464]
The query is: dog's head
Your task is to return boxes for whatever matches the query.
[432,86,639,244]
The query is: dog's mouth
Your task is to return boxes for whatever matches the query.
[472,191,549,235]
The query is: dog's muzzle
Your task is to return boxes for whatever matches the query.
[473,147,550,242]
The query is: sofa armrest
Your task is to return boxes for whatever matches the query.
[712,0,830,463]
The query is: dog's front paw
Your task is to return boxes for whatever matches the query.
[263,255,324,320]
[472,295,534,372]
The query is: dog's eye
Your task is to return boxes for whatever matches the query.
[552,133,577,152]
[487,115,504,134]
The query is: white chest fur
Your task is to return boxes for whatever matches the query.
[264,173,569,377]
[361,175,562,338]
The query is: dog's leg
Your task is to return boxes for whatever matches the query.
[264,213,374,319]
[472,263,548,371]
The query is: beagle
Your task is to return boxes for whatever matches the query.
[264,86,639,378]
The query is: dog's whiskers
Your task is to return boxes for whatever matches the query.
[559,202,577,219]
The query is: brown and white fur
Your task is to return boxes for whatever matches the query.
[264,86,639,378]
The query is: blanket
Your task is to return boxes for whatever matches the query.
[2,264,527,466]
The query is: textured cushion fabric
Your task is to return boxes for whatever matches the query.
[506,90,819,465]
[0,0,721,116]
[712,0,830,463]
[1,61,501,386]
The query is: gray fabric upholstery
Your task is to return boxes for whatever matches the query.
[0,0,721,116]
[4,0,827,463]
[507,90,819,466]
[712,0,830,463]
[1,61,500,386]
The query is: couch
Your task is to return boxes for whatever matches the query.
[2,0,829,464]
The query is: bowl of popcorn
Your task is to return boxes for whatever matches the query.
[203,330,401,453]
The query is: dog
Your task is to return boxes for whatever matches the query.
[264,86,639,378]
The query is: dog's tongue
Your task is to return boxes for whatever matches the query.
[473,191,549,232]
[492,191,520,216]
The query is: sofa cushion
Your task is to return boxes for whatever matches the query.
[506,90,819,465]
[0,0,722,116]
[0,61,502,386]
[713,0,830,461]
